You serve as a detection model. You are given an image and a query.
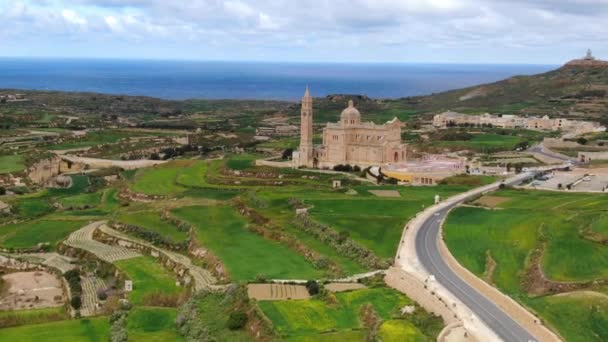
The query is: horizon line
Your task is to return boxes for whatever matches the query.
[0,55,560,67]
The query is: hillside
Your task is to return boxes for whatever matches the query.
[401,62,608,124]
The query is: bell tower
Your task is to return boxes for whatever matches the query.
[298,86,314,167]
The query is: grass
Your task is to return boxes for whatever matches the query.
[444,188,608,340]
[116,211,188,243]
[525,293,608,342]
[172,205,322,281]
[130,161,193,196]
[226,154,258,170]
[0,219,86,249]
[59,192,102,209]
[0,307,68,329]
[0,155,25,174]
[46,130,138,150]
[114,256,184,306]
[0,317,109,342]
[431,133,523,153]
[14,198,54,218]
[379,320,428,342]
[258,287,427,340]
[306,185,472,258]
[127,307,184,342]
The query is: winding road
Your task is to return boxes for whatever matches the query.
[405,171,555,342]
[416,190,535,341]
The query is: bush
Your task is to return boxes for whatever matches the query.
[97,291,108,301]
[227,311,248,330]
[305,280,320,296]
[70,295,82,310]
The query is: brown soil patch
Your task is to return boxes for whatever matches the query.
[474,196,510,208]
[368,190,401,198]
[325,283,366,292]
[247,284,310,301]
[0,271,64,310]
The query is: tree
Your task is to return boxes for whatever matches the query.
[71,295,82,310]
[281,148,294,160]
[305,280,320,295]
[577,137,588,145]
[227,311,248,330]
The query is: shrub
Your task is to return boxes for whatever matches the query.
[227,311,248,330]
[305,280,320,296]
[97,291,108,301]
[70,295,82,310]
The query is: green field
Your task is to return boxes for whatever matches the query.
[130,161,191,196]
[0,317,109,342]
[60,192,102,209]
[444,189,608,341]
[306,185,472,258]
[226,154,258,170]
[114,256,184,306]
[258,287,437,340]
[0,219,86,249]
[117,211,188,243]
[0,307,68,329]
[379,320,428,342]
[0,155,25,174]
[46,130,140,150]
[127,307,184,342]
[431,133,523,153]
[172,205,322,280]
[13,198,54,218]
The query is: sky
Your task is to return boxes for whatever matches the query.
[1,0,607,64]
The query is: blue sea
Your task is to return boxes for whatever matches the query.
[0,58,556,100]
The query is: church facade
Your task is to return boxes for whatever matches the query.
[293,88,408,169]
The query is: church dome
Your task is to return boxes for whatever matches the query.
[341,100,361,124]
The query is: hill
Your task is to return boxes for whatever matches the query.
[399,60,608,124]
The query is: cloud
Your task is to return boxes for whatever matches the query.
[1,0,608,63]
[62,9,87,26]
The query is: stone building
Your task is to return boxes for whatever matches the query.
[433,111,605,135]
[292,88,407,169]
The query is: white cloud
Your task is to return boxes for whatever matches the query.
[2,0,608,63]
[62,9,87,26]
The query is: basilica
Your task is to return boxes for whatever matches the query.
[292,88,408,169]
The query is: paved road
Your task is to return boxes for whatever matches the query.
[415,175,538,342]
[528,144,577,164]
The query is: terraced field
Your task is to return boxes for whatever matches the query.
[173,205,322,280]
[258,287,440,340]
[116,211,188,243]
[0,154,25,174]
[64,221,141,262]
[0,219,86,249]
[444,189,608,341]
[114,256,184,306]
[0,317,110,341]
[127,307,184,342]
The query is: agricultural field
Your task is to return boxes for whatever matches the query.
[130,161,193,196]
[173,205,322,280]
[305,185,472,258]
[0,317,109,342]
[116,211,188,243]
[444,189,608,341]
[0,154,25,174]
[0,219,86,249]
[114,256,185,306]
[258,287,440,341]
[127,307,184,342]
